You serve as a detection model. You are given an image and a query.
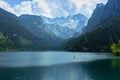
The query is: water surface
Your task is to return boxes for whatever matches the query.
[0,52,120,80]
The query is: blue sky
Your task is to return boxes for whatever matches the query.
[0,0,108,18]
[4,0,32,7]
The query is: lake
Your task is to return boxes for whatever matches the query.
[0,52,120,80]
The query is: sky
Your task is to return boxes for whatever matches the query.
[0,0,108,18]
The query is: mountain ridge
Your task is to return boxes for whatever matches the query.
[42,13,87,39]
[62,15,120,52]
[19,14,62,46]
[0,8,50,51]
[83,0,120,33]
[62,0,120,52]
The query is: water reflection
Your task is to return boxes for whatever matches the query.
[84,59,120,80]
[0,52,119,80]
[0,63,92,80]
[0,59,120,80]
[111,59,120,68]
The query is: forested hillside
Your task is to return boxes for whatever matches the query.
[63,16,120,52]
[0,8,49,51]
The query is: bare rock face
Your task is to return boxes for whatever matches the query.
[83,0,120,33]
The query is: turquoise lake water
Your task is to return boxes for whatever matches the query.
[0,52,119,80]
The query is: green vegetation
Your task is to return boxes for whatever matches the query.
[0,31,48,51]
[0,8,50,51]
[62,16,120,52]
[110,40,120,56]
[0,19,49,51]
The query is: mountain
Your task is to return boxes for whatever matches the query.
[62,15,120,52]
[0,8,49,51]
[72,32,81,38]
[42,14,87,39]
[83,0,120,33]
[19,15,62,46]
[62,0,120,52]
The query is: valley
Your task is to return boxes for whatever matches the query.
[0,0,120,55]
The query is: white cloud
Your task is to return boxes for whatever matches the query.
[0,0,108,18]
[32,0,52,17]
[13,1,32,16]
[0,0,15,14]
[70,0,108,17]
[0,0,53,17]
[47,2,69,17]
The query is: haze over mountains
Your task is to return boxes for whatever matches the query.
[42,14,87,39]
[19,15,62,46]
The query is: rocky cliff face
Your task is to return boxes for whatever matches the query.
[42,14,87,39]
[83,0,120,33]
[19,15,62,46]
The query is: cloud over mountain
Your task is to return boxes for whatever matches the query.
[0,0,108,18]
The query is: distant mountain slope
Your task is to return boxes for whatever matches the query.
[0,8,49,51]
[83,0,120,33]
[62,16,120,52]
[42,14,87,39]
[19,15,62,46]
